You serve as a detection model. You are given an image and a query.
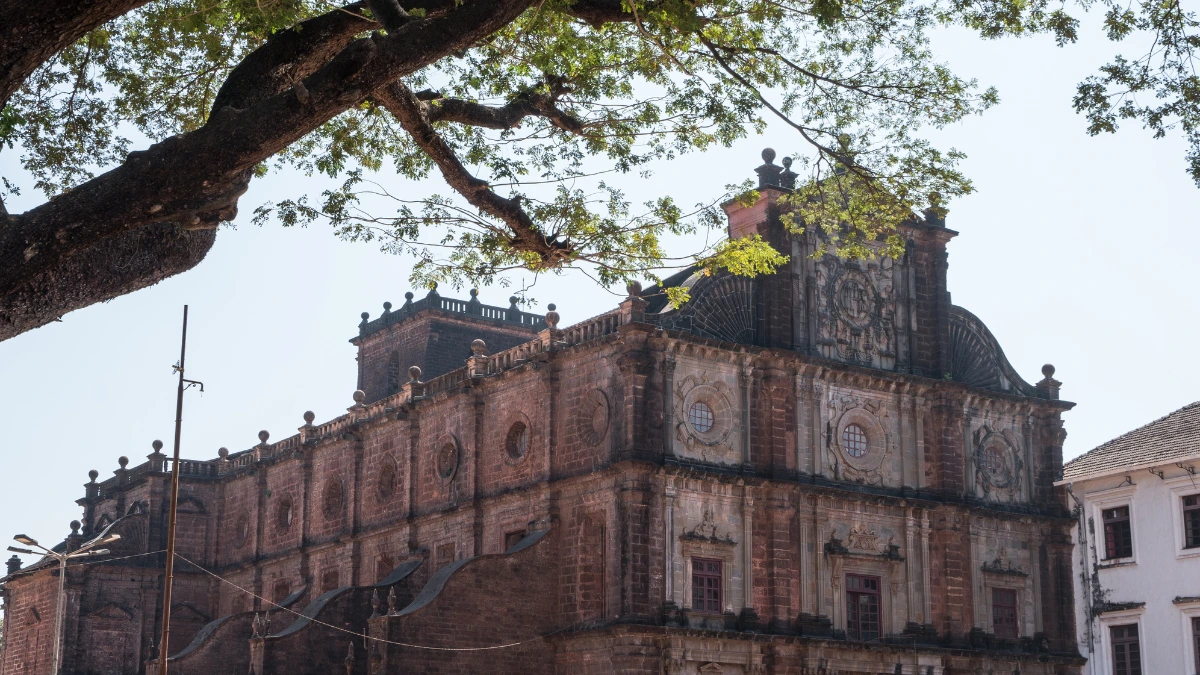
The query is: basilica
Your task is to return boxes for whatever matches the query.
[0,151,1082,675]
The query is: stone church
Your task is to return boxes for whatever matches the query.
[0,151,1082,675]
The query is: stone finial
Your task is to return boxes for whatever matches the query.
[352,390,366,405]
[344,642,356,675]
[118,456,129,469]
[303,410,315,425]
[1036,364,1061,400]
[469,288,479,299]
[369,589,382,619]
[425,282,439,299]
[258,430,270,444]
[470,339,487,356]
[88,469,99,483]
[922,191,947,226]
[408,365,422,383]
[70,520,81,535]
[387,586,397,614]
[251,613,262,638]
[544,304,560,329]
[755,148,784,188]
[218,447,229,460]
[626,280,642,298]
[779,155,797,190]
[152,439,164,453]
[509,295,519,308]
[6,555,22,575]
[404,291,414,301]
[360,312,370,323]
[383,301,392,313]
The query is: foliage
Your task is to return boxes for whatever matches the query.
[1,0,1196,303]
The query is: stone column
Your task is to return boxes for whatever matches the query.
[742,488,756,619]
[920,512,932,624]
[664,486,676,606]
[740,362,753,466]
[663,354,676,458]
[905,507,917,625]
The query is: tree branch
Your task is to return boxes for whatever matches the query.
[0,224,216,341]
[375,82,572,265]
[0,0,152,108]
[0,0,534,340]
[423,85,586,134]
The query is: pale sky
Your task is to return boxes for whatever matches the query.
[1,19,1197,552]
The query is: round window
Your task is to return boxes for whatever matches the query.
[984,446,1006,476]
[505,421,529,460]
[276,497,293,532]
[842,424,869,458]
[688,401,714,433]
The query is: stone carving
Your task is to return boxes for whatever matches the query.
[948,306,1040,397]
[376,456,398,501]
[981,547,1028,577]
[815,257,900,370]
[827,396,892,485]
[577,389,610,446]
[682,506,736,545]
[233,511,249,549]
[699,664,724,674]
[664,656,687,675]
[848,524,880,552]
[973,426,1024,498]
[654,274,757,344]
[674,373,739,463]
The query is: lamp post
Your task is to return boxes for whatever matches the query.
[8,528,120,675]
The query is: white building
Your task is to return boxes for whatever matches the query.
[1057,402,1200,675]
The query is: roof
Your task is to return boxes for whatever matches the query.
[1061,401,1200,481]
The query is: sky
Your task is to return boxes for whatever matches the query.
[1,17,1197,553]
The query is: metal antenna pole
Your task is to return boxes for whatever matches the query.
[158,305,188,675]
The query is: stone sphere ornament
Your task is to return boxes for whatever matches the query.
[1042,364,1056,378]
[353,390,366,404]
[471,339,487,356]
[303,410,316,425]
[544,304,560,329]
[118,456,129,469]
[258,430,270,444]
[408,365,422,382]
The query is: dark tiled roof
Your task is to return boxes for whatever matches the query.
[1062,401,1200,480]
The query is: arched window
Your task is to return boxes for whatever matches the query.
[506,421,529,460]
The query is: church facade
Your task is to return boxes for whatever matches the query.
[0,151,1083,675]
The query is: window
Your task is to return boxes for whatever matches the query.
[991,588,1018,639]
[1193,617,1200,675]
[691,558,722,613]
[842,424,869,458]
[1184,495,1200,549]
[846,574,881,641]
[1103,505,1133,560]
[276,497,293,533]
[504,530,527,551]
[272,579,292,603]
[1110,624,1141,675]
[505,422,529,460]
[436,542,456,569]
[321,569,339,593]
[688,401,714,433]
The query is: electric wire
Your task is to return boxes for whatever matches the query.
[173,552,573,652]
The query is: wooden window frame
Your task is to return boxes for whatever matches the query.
[991,587,1019,640]
[1103,505,1134,561]
[691,557,723,614]
[1192,616,1200,675]
[845,573,882,641]
[1183,494,1200,550]
[1109,623,1142,675]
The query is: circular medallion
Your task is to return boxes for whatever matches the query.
[578,390,610,447]
[505,421,529,461]
[833,269,878,329]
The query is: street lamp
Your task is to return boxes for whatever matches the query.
[7,526,120,675]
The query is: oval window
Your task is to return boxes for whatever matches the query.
[276,497,293,532]
[688,401,714,433]
[842,423,869,458]
[506,421,529,460]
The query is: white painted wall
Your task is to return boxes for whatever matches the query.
[1062,455,1200,675]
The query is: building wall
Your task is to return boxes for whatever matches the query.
[1067,459,1200,675]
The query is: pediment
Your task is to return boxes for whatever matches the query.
[88,603,134,621]
[171,603,210,622]
[177,496,206,514]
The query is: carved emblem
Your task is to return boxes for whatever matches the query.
[815,257,900,369]
[848,524,880,552]
[973,427,1023,496]
[699,664,724,674]
[683,506,735,544]
[576,389,609,447]
[827,397,892,485]
[981,546,1028,576]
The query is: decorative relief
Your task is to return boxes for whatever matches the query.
[322,478,343,521]
[981,546,1028,577]
[674,373,739,464]
[577,389,610,446]
[233,511,249,549]
[376,456,398,501]
[682,507,736,545]
[827,524,903,560]
[826,395,892,485]
[847,524,880,552]
[815,256,900,370]
[972,426,1024,499]
[435,437,459,483]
